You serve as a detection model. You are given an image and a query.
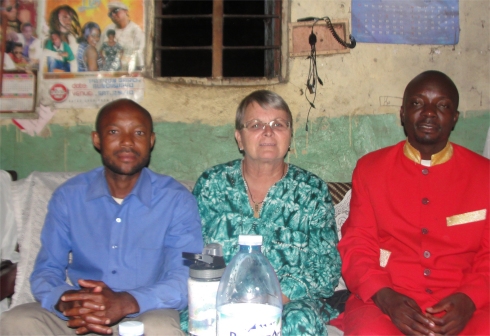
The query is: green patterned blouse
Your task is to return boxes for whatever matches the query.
[192,159,341,335]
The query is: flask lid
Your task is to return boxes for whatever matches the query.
[239,234,263,246]
[119,321,144,335]
[183,243,226,280]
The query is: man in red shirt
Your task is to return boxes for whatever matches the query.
[338,70,489,335]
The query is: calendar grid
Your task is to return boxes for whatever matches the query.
[352,0,459,45]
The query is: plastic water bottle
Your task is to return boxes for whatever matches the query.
[216,235,282,336]
[183,243,226,336]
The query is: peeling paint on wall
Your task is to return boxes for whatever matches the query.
[1,112,488,182]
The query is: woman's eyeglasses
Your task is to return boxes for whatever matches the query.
[241,119,291,132]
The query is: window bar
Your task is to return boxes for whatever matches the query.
[155,46,279,51]
[154,0,163,76]
[273,0,282,77]
[212,0,224,78]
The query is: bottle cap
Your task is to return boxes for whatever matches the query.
[202,243,223,257]
[119,321,144,336]
[238,234,263,246]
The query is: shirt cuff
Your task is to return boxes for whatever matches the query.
[457,283,489,310]
[357,274,393,302]
[127,287,186,316]
[41,283,75,321]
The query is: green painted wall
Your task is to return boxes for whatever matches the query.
[1,111,488,182]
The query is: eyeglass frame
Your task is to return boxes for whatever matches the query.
[240,118,292,131]
[108,8,122,17]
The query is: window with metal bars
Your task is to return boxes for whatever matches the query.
[154,0,282,79]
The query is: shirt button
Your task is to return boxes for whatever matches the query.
[422,228,429,234]
[424,269,431,276]
[112,245,118,249]
[425,288,433,294]
[423,251,431,258]
[422,198,429,205]
[112,270,117,274]
[422,168,429,175]
[116,218,121,223]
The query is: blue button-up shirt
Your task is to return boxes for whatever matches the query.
[30,167,203,319]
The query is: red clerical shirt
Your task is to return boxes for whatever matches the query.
[339,140,489,311]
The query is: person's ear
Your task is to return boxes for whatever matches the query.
[235,129,243,151]
[150,132,156,149]
[453,110,460,123]
[399,106,405,126]
[452,110,460,130]
[92,131,101,150]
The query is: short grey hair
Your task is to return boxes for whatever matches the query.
[235,90,293,130]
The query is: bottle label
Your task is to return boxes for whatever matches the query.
[217,303,282,336]
[189,279,220,336]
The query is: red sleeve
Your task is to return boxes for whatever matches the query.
[456,216,489,309]
[338,159,393,302]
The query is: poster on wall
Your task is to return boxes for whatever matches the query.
[39,0,145,108]
[1,0,39,71]
[0,0,39,117]
[351,0,459,45]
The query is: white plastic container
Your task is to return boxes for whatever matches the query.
[119,321,144,336]
[184,243,226,336]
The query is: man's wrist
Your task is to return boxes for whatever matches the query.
[119,292,140,316]
[372,287,393,312]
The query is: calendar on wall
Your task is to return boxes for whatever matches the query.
[351,0,459,45]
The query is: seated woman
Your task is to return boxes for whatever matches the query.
[188,90,341,335]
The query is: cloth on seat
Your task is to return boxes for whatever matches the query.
[10,172,78,308]
[483,126,490,159]
[0,170,18,263]
[333,188,351,292]
[1,170,19,314]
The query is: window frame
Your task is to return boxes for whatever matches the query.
[149,0,289,86]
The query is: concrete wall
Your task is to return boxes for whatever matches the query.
[1,0,489,181]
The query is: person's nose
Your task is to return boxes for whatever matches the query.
[421,103,437,118]
[262,123,273,136]
[120,133,134,146]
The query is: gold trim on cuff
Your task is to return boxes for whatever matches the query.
[380,249,391,267]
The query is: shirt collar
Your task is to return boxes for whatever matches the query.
[87,167,152,207]
[403,140,453,166]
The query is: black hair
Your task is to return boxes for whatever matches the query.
[78,21,101,44]
[48,5,82,40]
[95,99,154,133]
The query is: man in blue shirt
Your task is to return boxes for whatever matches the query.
[1,99,203,335]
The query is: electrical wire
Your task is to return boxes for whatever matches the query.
[299,16,356,132]
[305,18,323,132]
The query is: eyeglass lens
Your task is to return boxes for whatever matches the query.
[244,119,290,130]
[109,8,120,16]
